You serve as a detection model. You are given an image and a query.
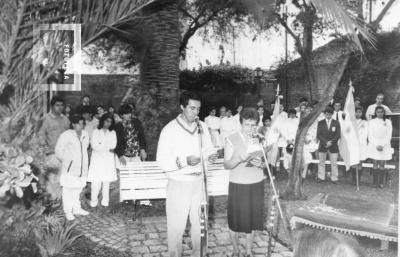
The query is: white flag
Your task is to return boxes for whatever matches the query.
[266,86,281,166]
[339,83,360,170]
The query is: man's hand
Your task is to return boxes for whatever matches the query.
[376,145,384,151]
[326,141,332,148]
[119,156,127,166]
[140,149,147,161]
[187,155,201,166]
[208,153,218,163]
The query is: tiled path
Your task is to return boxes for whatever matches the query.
[75,211,293,257]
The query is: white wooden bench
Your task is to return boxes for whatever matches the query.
[119,159,229,202]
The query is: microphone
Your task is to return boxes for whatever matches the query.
[195,116,203,134]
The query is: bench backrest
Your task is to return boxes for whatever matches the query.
[119,159,229,202]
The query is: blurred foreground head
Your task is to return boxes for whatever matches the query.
[293,228,365,257]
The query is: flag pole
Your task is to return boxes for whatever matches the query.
[356,165,360,192]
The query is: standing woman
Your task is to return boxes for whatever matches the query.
[87,113,117,207]
[55,115,90,221]
[224,108,265,257]
[367,106,392,188]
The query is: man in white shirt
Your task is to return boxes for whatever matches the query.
[332,101,344,124]
[157,91,217,257]
[365,93,392,120]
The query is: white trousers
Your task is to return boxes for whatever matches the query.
[166,178,203,257]
[62,186,84,215]
[90,181,110,207]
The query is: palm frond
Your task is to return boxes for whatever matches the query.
[311,0,376,51]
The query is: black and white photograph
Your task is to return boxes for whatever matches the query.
[0,0,399,257]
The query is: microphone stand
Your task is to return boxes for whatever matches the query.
[259,143,293,252]
[197,120,209,257]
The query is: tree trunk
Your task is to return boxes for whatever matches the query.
[130,0,180,160]
[281,48,352,200]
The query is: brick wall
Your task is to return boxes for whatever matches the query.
[59,74,134,111]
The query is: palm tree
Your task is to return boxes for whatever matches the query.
[241,0,376,199]
[0,0,158,147]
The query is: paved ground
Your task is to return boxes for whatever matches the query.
[75,211,292,257]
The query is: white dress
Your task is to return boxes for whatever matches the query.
[87,129,118,182]
[367,118,392,160]
[205,115,221,147]
[356,119,368,161]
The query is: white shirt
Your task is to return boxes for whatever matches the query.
[204,115,220,130]
[326,118,332,128]
[281,117,299,143]
[156,115,214,181]
[220,116,237,139]
[365,104,392,120]
[332,110,343,124]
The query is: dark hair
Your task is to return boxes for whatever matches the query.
[355,106,363,113]
[98,113,115,130]
[50,96,64,106]
[262,115,271,123]
[69,114,84,127]
[80,105,94,115]
[374,106,387,120]
[288,108,297,115]
[118,104,133,115]
[257,105,264,110]
[240,108,259,124]
[82,95,90,100]
[334,101,342,106]
[294,228,365,257]
[209,106,217,113]
[179,91,201,108]
[324,106,334,114]
[354,97,361,102]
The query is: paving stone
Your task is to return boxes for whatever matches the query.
[130,246,150,254]
[253,247,268,254]
[148,232,159,239]
[143,239,163,246]
[215,232,231,245]
[129,234,146,241]
[143,253,160,257]
[149,245,168,253]
[129,241,142,247]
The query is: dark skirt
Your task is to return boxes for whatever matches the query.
[227,180,264,233]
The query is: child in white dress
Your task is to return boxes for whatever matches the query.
[87,113,117,207]
[367,106,392,188]
[351,107,368,184]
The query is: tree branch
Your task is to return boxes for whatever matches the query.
[371,0,396,29]
[274,12,304,55]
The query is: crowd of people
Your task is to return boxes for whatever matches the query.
[38,95,147,221]
[37,91,393,256]
[204,93,394,187]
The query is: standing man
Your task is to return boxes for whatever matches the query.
[157,91,217,257]
[115,104,147,164]
[39,96,70,155]
[317,106,341,183]
[365,93,392,121]
[38,96,70,199]
[332,101,344,125]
